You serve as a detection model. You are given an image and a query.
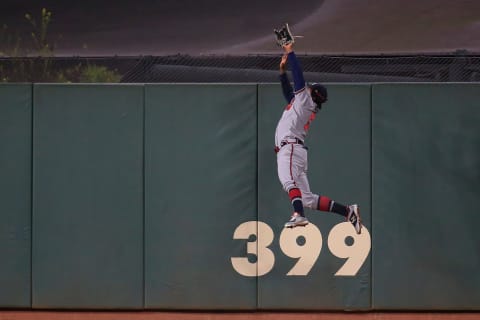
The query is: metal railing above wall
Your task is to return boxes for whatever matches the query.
[1,51,480,83]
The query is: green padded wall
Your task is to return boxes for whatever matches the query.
[144,84,258,309]
[372,83,480,309]
[257,84,372,310]
[32,84,144,309]
[2,82,479,311]
[0,84,32,307]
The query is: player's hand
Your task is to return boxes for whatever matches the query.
[280,54,288,73]
[283,43,293,53]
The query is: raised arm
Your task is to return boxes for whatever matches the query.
[283,43,305,92]
[279,54,294,103]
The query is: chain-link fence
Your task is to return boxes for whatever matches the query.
[1,51,480,83]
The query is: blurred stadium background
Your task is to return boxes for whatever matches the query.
[1,0,480,83]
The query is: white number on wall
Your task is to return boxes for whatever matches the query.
[231,221,371,277]
[231,221,275,277]
[279,224,322,276]
[328,222,371,276]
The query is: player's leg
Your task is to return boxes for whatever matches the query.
[317,196,362,234]
[277,145,308,228]
[296,171,362,234]
[294,167,316,208]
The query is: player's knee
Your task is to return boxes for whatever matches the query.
[282,180,296,193]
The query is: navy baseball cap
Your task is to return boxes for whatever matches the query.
[309,83,328,106]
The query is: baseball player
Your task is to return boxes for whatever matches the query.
[275,42,362,234]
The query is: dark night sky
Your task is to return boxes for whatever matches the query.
[1,0,480,56]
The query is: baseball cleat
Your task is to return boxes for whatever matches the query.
[284,214,309,228]
[347,204,362,234]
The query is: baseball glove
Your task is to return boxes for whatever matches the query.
[274,23,295,47]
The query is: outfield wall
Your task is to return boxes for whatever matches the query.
[0,83,479,310]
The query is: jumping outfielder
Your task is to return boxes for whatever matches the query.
[275,42,362,233]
